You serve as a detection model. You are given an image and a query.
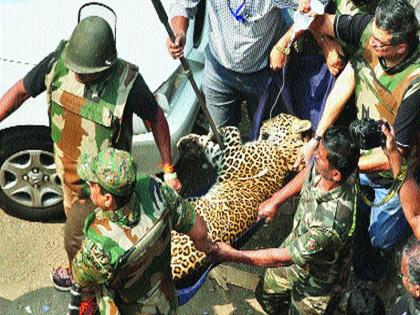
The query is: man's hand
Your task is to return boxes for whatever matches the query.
[381,123,403,178]
[165,177,182,192]
[298,0,312,13]
[166,32,186,59]
[382,123,399,157]
[293,137,319,168]
[321,36,345,76]
[270,45,289,71]
[257,198,280,223]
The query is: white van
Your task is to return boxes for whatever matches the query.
[0,0,208,220]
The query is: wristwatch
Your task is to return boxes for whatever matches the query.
[275,44,291,55]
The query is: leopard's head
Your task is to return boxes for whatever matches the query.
[258,113,312,146]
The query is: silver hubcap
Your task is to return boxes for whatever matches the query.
[0,150,62,208]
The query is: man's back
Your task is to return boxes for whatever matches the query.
[72,175,196,314]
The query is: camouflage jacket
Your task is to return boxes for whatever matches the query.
[351,23,420,125]
[334,0,379,15]
[72,175,196,315]
[282,164,357,295]
[45,41,139,197]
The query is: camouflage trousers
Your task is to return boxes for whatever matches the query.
[62,183,94,262]
[255,267,331,315]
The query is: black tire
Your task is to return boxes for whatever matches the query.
[0,126,64,221]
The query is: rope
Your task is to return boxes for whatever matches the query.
[356,158,408,208]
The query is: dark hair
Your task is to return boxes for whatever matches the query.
[403,236,420,284]
[346,288,385,315]
[99,185,132,208]
[322,126,360,181]
[375,0,418,49]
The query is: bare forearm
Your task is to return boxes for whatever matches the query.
[400,173,420,239]
[188,215,218,254]
[151,107,173,165]
[358,150,390,173]
[0,79,30,121]
[220,247,293,268]
[310,14,336,38]
[271,166,309,207]
[275,24,298,48]
[315,63,354,136]
[170,16,189,35]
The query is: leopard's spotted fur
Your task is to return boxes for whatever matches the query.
[171,113,311,287]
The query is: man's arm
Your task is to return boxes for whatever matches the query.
[311,31,345,76]
[316,62,355,135]
[0,79,30,122]
[357,148,390,172]
[382,125,420,239]
[270,24,300,70]
[167,0,200,59]
[217,242,293,267]
[0,52,57,122]
[400,172,420,239]
[187,214,219,255]
[310,14,336,38]
[167,16,189,59]
[258,165,310,222]
[72,239,112,288]
[151,107,182,191]
[297,62,355,165]
[151,106,172,166]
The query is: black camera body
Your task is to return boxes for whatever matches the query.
[349,119,390,150]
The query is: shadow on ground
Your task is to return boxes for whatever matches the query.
[0,287,68,315]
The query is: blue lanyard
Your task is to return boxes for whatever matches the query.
[227,0,247,23]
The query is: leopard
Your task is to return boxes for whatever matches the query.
[171,113,312,288]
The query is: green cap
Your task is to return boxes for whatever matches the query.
[64,16,117,74]
[77,148,137,196]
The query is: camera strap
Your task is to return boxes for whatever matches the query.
[356,158,408,208]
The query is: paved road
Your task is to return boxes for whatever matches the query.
[0,203,295,315]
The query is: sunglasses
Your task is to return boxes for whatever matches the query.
[370,35,395,49]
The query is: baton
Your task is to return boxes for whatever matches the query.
[151,0,225,150]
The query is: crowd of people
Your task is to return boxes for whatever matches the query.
[0,0,418,314]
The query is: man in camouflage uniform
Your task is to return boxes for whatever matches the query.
[70,148,219,315]
[0,16,181,291]
[217,126,360,314]
[301,0,419,280]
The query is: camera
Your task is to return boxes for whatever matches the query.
[349,119,390,150]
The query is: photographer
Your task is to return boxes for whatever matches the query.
[295,0,419,280]
[382,124,420,240]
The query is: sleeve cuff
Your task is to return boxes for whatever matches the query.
[169,3,194,20]
[334,14,341,41]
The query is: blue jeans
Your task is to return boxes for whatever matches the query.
[203,47,273,128]
[353,173,408,280]
[359,173,408,249]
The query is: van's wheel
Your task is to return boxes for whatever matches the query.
[0,126,63,221]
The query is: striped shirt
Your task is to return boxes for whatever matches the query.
[170,0,299,73]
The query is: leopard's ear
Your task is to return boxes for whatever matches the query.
[291,119,311,133]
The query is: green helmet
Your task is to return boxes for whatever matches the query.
[64,16,117,74]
